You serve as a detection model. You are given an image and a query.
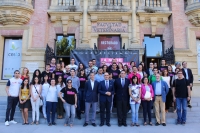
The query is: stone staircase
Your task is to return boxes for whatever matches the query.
[0,97,200,125]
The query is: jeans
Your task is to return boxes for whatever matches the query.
[57,98,64,116]
[5,96,19,122]
[176,98,187,122]
[77,89,85,117]
[63,103,75,124]
[130,103,140,123]
[42,96,47,118]
[46,101,57,123]
[31,98,40,122]
[141,100,152,122]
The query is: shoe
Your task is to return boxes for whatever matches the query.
[155,122,160,126]
[77,116,81,120]
[123,123,127,127]
[106,123,111,127]
[22,123,26,125]
[99,123,104,126]
[135,123,140,127]
[149,122,153,126]
[9,120,17,124]
[96,111,100,114]
[188,105,192,108]
[162,123,166,126]
[5,121,9,126]
[181,122,186,125]
[48,123,52,126]
[92,123,97,127]
[176,121,181,125]
[25,123,29,125]
[118,124,122,127]
[52,122,56,125]
[83,123,88,127]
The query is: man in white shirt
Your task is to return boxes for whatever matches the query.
[68,58,78,71]
[5,70,23,126]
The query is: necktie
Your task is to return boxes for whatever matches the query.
[122,78,125,87]
[106,81,109,90]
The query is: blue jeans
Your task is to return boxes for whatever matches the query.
[46,101,57,123]
[130,103,140,123]
[176,98,187,122]
[77,88,85,117]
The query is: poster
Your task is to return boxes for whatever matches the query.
[98,36,121,50]
[70,50,139,68]
[25,62,39,73]
[197,39,200,81]
[2,39,22,79]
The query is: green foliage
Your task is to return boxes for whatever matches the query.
[56,36,75,56]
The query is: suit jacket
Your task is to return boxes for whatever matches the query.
[152,80,169,102]
[85,80,99,103]
[114,78,130,102]
[182,68,193,84]
[98,80,115,102]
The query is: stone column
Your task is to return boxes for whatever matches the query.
[131,0,138,44]
[51,0,58,6]
[81,0,89,46]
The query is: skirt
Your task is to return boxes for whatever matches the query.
[18,99,31,109]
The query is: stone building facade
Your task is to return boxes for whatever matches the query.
[0,0,199,96]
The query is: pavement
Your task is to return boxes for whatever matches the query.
[0,123,200,133]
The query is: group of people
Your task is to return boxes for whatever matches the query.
[4,57,193,127]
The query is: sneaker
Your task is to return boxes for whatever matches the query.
[5,121,9,126]
[181,121,186,125]
[188,105,192,108]
[176,121,181,125]
[9,120,17,124]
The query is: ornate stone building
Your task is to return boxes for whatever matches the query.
[0,0,199,96]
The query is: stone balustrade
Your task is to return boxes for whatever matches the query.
[49,0,81,11]
[185,0,200,27]
[0,0,33,9]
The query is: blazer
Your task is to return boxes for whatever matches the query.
[182,68,193,84]
[141,84,154,100]
[114,78,130,102]
[85,80,99,103]
[98,80,115,102]
[152,80,169,102]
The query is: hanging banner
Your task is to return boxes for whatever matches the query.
[2,39,22,80]
[98,36,121,50]
[70,50,139,68]
[197,39,200,81]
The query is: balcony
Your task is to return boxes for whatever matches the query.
[185,0,200,27]
[88,0,130,12]
[0,0,34,25]
[137,0,172,36]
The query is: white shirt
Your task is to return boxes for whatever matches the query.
[68,64,78,71]
[46,86,58,102]
[42,83,50,97]
[90,80,94,90]
[7,77,22,97]
[121,78,125,86]
[56,83,66,97]
[130,84,141,104]
[184,68,189,79]
[162,76,170,88]
[105,80,109,88]
[31,84,41,97]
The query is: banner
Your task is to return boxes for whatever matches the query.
[2,39,22,80]
[70,50,139,68]
[98,36,121,50]
[197,39,200,81]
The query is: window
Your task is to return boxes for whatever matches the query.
[96,0,123,6]
[56,35,76,56]
[2,38,22,80]
[143,36,163,57]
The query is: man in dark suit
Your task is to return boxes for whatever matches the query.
[182,61,194,108]
[146,62,154,77]
[114,70,130,127]
[83,72,99,127]
[98,72,114,127]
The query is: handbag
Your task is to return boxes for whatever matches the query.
[34,85,43,106]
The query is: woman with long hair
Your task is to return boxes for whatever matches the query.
[30,76,42,125]
[61,61,66,73]
[138,64,147,80]
[78,63,85,73]
[21,67,30,81]
[123,65,130,78]
[56,75,66,119]
[141,77,154,126]
[52,63,64,81]
[46,78,58,126]
[102,65,108,74]
[77,69,87,119]
[118,62,124,72]
[162,70,171,113]
[129,76,141,126]
[19,78,31,125]
[60,79,77,127]
[31,69,42,84]
[41,74,50,119]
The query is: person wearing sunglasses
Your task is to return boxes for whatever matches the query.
[5,70,23,126]
[59,79,77,127]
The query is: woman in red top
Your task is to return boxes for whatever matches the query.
[141,77,154,126]
[21,67,30,81]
